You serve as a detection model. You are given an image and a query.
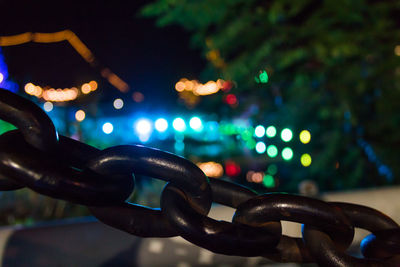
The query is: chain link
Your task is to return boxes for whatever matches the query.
[0,88,399,266]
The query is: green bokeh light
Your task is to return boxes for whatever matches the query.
[245,139,256,149]
[267,164,278,175]
[263,174,275,188]
[219,123,238,135]
[241,128,254,140]
[281,128,293,142]
[266,126,276,138]
[259,70,269,83]
[267,145,278,158]
[282,147,293,160]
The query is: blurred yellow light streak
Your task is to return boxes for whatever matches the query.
[0,30,129,92]
[0,32,32,46]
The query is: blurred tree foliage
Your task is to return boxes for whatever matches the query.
[142,0,400,191]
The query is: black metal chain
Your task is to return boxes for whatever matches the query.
[0,88,399,266]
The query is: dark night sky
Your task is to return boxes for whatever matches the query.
[0,0,205,110]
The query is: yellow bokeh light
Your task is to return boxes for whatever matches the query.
[75,110,86,122]
[300,153,312,167]
[24,83,35,95]
[185,80,195,91]
[197,161,224,178]
[194,81,219,96]
[175,81,185,92]
[34,86,43,97]
[81,83,91,94]
[0,73,3,83]
[26,82,90,102]
[299,130,311,144]
[42,87,78,102]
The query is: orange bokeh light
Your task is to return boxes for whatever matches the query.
[89,80,98,91]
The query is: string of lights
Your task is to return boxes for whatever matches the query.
[175,78,234,107]
[71,114,311,162]
[0,30,129,93]
[41,99,312,188]
[24,80,98,102]
[175,78,232,96]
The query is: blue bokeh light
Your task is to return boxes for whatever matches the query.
[173,117,186,132]
[102,122,114,134]
[189,116,203,131]
[155,118,168,132]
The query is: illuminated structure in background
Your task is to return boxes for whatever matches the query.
[24,81,97,102]
[46,109,313,189]
[0,30,129,93]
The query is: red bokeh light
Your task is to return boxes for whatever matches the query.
[221,81,233,92]
[225,94,238,105]
[225,160,241,177]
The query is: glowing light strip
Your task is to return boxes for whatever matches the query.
[0,30,129,92]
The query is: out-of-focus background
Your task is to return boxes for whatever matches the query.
[0,0,400,265]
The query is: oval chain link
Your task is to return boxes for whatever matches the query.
[303,202,400,266]
[161,179,282,256]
